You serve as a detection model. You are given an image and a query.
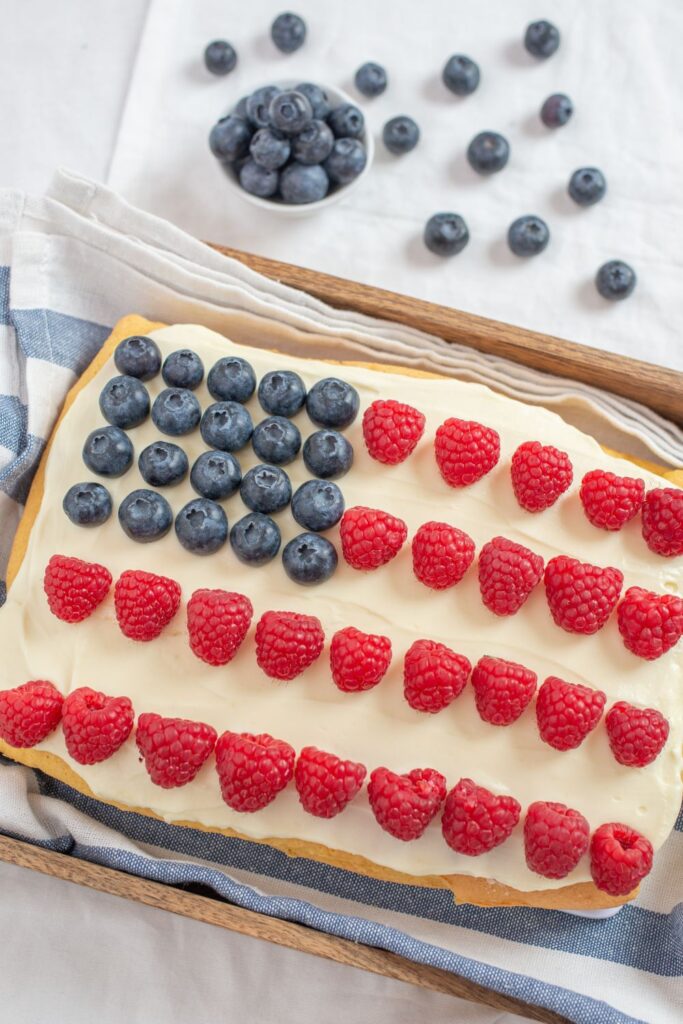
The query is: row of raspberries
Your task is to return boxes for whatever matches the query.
[0,678,653,896]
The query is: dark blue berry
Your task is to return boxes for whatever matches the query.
[252,416,301,465]
[442,55,480,96]
[83,426,133,477]
[424,213,469,257]
[268,90,313,135]
[175,498,228,555]
[63,482,112,527]
[246,86,281,129]
[250,128,291,170]
[118,489,172,542]
[595,260,636,301]
[151,388,201,436]
[302,430,353,479]
[258,370,307,416]
[191,450,242,500]
[292,120,335,165]
[306,377,359,429]
[209,116,253,163]
[568,168,606,207]
[382,116,420,155]
[239,159,279,198]
[208,356,256,402]
[295,82,331,120]
[467,131,509,175]
[162,349,204,390]
[234,96,249,119]
[328,104,365,139]
[324,139,367,185]
[240,464,292,513]
[138,441,189,487]
[200,402,254,451]
[291,479,344,531]
[204,40,237,75]
[507,215,550,257]
[230,512,281,565]
[114,336,161,381]
[355,62,388,98]
[282,532,338,585]
[99,375,150,429]
[524,20,560,59]
[271,12,306,53]
[541,94,573,128]
[280,162,329,204]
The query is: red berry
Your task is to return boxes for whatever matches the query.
[362,399,425,465]
[642,487,683,557]
[434,418,500,487]
[339,506,407,571]
[255,610,324,680]
[579,469,644,531]
[136,713,217,788]
[590,822,653,896]
[43,554,112,623]
[605,701,669,768]
[524,801,590,879]
[187,589,253,666]
[295,746,367,818]
[0,680,63,748]
[617,586,683,660]
[477,536,544,615]
[403,639,471,713]
[442,778,521,856]
[536,676,606,751]
[114,569,181,642]
[471,656,537,726]
[330,626,392,693]
[544,555,623,634]
[368,766,446,841]
[62,686,134,765]
[215,731,295,812]
[510,441,573,512]
[411,521,475,590]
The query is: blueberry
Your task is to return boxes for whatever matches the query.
[271,11,306,53]
[230,512,281,565]
[200,402,254,451]
[246,86,281,129]
[240,464,292,513]
[541,93,573,128]
[302,430,353,479]
[204,40,237,75]
[423,213,469,257]
[175,498,228,555]
[63,482,112,527]
[208,356,256,402]
[442,55,480,96]
[295,82,331,120]
[268,90,313,135]
[280,162,329,204]
[118,489,172,543]
[327,104,365,140]
[292,479,344,531]
[355,62,388,98]
[507,215,550,257]
[252,416,301,465]
[568,167,607,207]
[258,369,307,416]
[191,450,242,500]
[138,441,189,487]
[282,532,338,585]
[239,159,279,198]
[292,120,335,165]
[161,350,204,390]
[99,375,150,429]
[323,139,367,185]
[83,426,133,477]
[234,95,249,119]
[114,336,161,381]
[524,20,560,59]
[467,131,509,175]
[151,388,201,436]
[209,116,253,163]
[382,116,420,155]
[595,260,636,301]
[250,128,291,170]
[306,377,359,429]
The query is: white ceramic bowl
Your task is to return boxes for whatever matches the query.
[221,80,374,217]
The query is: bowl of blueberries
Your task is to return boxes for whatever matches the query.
[209,80,374,213]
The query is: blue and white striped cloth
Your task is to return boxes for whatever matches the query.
[1,172,681,1024]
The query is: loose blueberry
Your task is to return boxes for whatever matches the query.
[246,86,281,129]
[83,426,133,477]
[295,82,331,120]
[138,441,189,487]
[240,464,292,514]
[424,213,469,257]
[323,139,367,185]
[258,369,307,417]
[328,103,365,139]
[280,162,329,204]
[268,90,313,135]
[292,120,335,165]
[524,20,560,59]
[151,388,201,436]
[118,489,172,543]
[507,215,550,257]
[99,375,150,429]
[200,402,254,451]
[467,131,509,175]
[190,450,242,500]
[250,127,291,170]
[175,498,228,555]
[442,55,480,96]
[230,512,281,566]
[302,429,353,479]
[282,532,338,585]
[355,62,388,98]
[162,349,204,390]
[292,479,344,532]
[209,116,253,163]
[541,93,573,128]
[252,416,301,465]
[114,336,161,381]
[271,11,306,53]
[204,40,237,76]
[382,116,420,155]
[595,260,636,301]
[568,167,607,207]
[306,377,359,429]
[63,482,112,527]
[208,356,256,402]
[239,159,279,198]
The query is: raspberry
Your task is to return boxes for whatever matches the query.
[255,610,324,680]
[536,676,606,751]
[43,554,112,623]
[477,536,544,615]
[411,521,475,590]
[605,701,669,767]
[579,469,644,531]
[187,589,253,666]
[471,656,537,726]
[136,713,217,788]
[642,487,683,557]
[294,746,367,818]
[403,639,471,713]
[62,686,134,765]
[524,801,590,878]
[510,441,573,512]
[362,399,425,465]
[339,506,407,571]
[368,766,446,841]
[434,418,500,487]
[544,555,623,634]
[441,778,521,856]
[590,822,653,896]
[0,680,63,748]
[330,626,392,692]
[215,730,295,811]
[617,586,683,660]
[114,569,181,642]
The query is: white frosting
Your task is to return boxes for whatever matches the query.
[2,324,681,892]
